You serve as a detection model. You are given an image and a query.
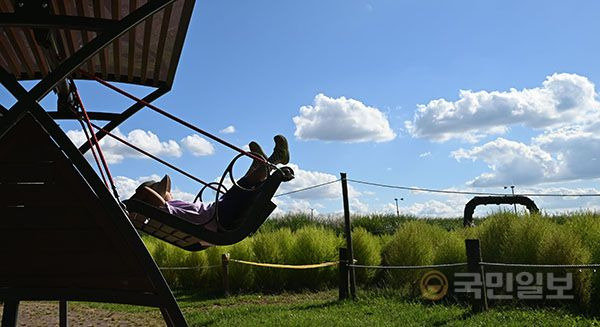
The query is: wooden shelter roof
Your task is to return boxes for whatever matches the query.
[0,0,194,89]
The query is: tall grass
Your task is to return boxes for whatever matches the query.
[143,211,600,306]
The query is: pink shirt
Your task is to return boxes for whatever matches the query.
[164,200,217,232]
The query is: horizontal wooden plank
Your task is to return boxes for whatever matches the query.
[0,206,97,229]
[0,161,57,183]
[0,277,154,293]
[0,183,73,206]
[0,230,119,252]
[0,252,140,275]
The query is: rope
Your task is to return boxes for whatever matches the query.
[274,179,340,197]
[159,264,221,271]
[88,121,222,194]
[349,262,468,270]
[348,179,600,197]
[75,111,109,187]
[229,259,339,269]
[481,262,600,269]
[73,84,120,199]
[80,70,276,169]
[348,179,507,196]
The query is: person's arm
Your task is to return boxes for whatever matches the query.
[132,185,167,207]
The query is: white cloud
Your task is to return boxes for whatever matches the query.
[67,128,182,164]
[406,73,600,142]
[453,124,600,187]
[452,138,558,187]
[293,93,396,143]
[275,163,359,199]
[419,151,431,158]
[220,125,236,134]
[403,200,461,217]
[180,134,215,156]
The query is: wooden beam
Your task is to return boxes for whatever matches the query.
[0,14,115,32]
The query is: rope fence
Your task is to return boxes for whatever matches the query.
[159,264,221,271]
[349,262,467,270]
[480,262,600,269]
[229,259,338,269]
[347,178,600,197]
[274,179,340,198]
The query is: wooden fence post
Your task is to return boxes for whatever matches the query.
[340,172,357,300]
[339,248,349,300]
[1,301,19,327]
[59,301,68,327]
[221,253,230,297]
[465,239,488,312]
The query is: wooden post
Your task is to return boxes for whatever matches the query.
[59,301,68,327]
[1,301,19,327]
[465,239,488,312]
[340,172,357,299]
[339,248,349,300]
[221,253,230,297]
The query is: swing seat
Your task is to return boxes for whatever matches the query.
[124,167,293,251]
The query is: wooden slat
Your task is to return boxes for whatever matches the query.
[23,29,49,76]
[55,1,77,58]
[93,0,108,74]
[0,183,66,206]
[4,28,35,77]
[139,8,154,83]
[127,0,137,80]
[2,276,152,292]
[0,252,136,275]
[75,3,97,73]
[1,206,96,230]
[152,3,172,83]
[0,30,20,74]
[0,230,118,252]
[0,161,56,183]
[112,0,121,77]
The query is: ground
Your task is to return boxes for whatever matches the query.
[2,291,599,326]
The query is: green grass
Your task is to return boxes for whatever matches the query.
[78,291,600,326]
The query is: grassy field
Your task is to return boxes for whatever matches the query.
[56,291,600,326]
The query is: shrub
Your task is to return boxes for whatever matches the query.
[538,224,592,305]
[352,227,382,284]
[565,213,600,302]
[252,228,295,291]
[381,221,445,288]
[288,226,340,290]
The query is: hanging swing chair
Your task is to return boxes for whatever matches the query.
[123,151,295,251]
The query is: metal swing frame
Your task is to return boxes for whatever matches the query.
[0,1,196,326]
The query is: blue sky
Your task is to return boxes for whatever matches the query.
[4,0,600,217]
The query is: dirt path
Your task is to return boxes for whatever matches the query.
[0,302,164,326]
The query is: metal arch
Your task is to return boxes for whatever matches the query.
[463,196,540,227]
[78,86,169,154]
[6,0,178,104]
[0,14,116,31]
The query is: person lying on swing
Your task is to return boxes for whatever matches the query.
[130,135,290,231]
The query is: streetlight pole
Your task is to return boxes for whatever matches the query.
[504,185,517,215]
[394,198,403,218]
[310,208,314,220]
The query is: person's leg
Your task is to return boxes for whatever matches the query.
[216,136,290,229]
[217,142,269,228]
